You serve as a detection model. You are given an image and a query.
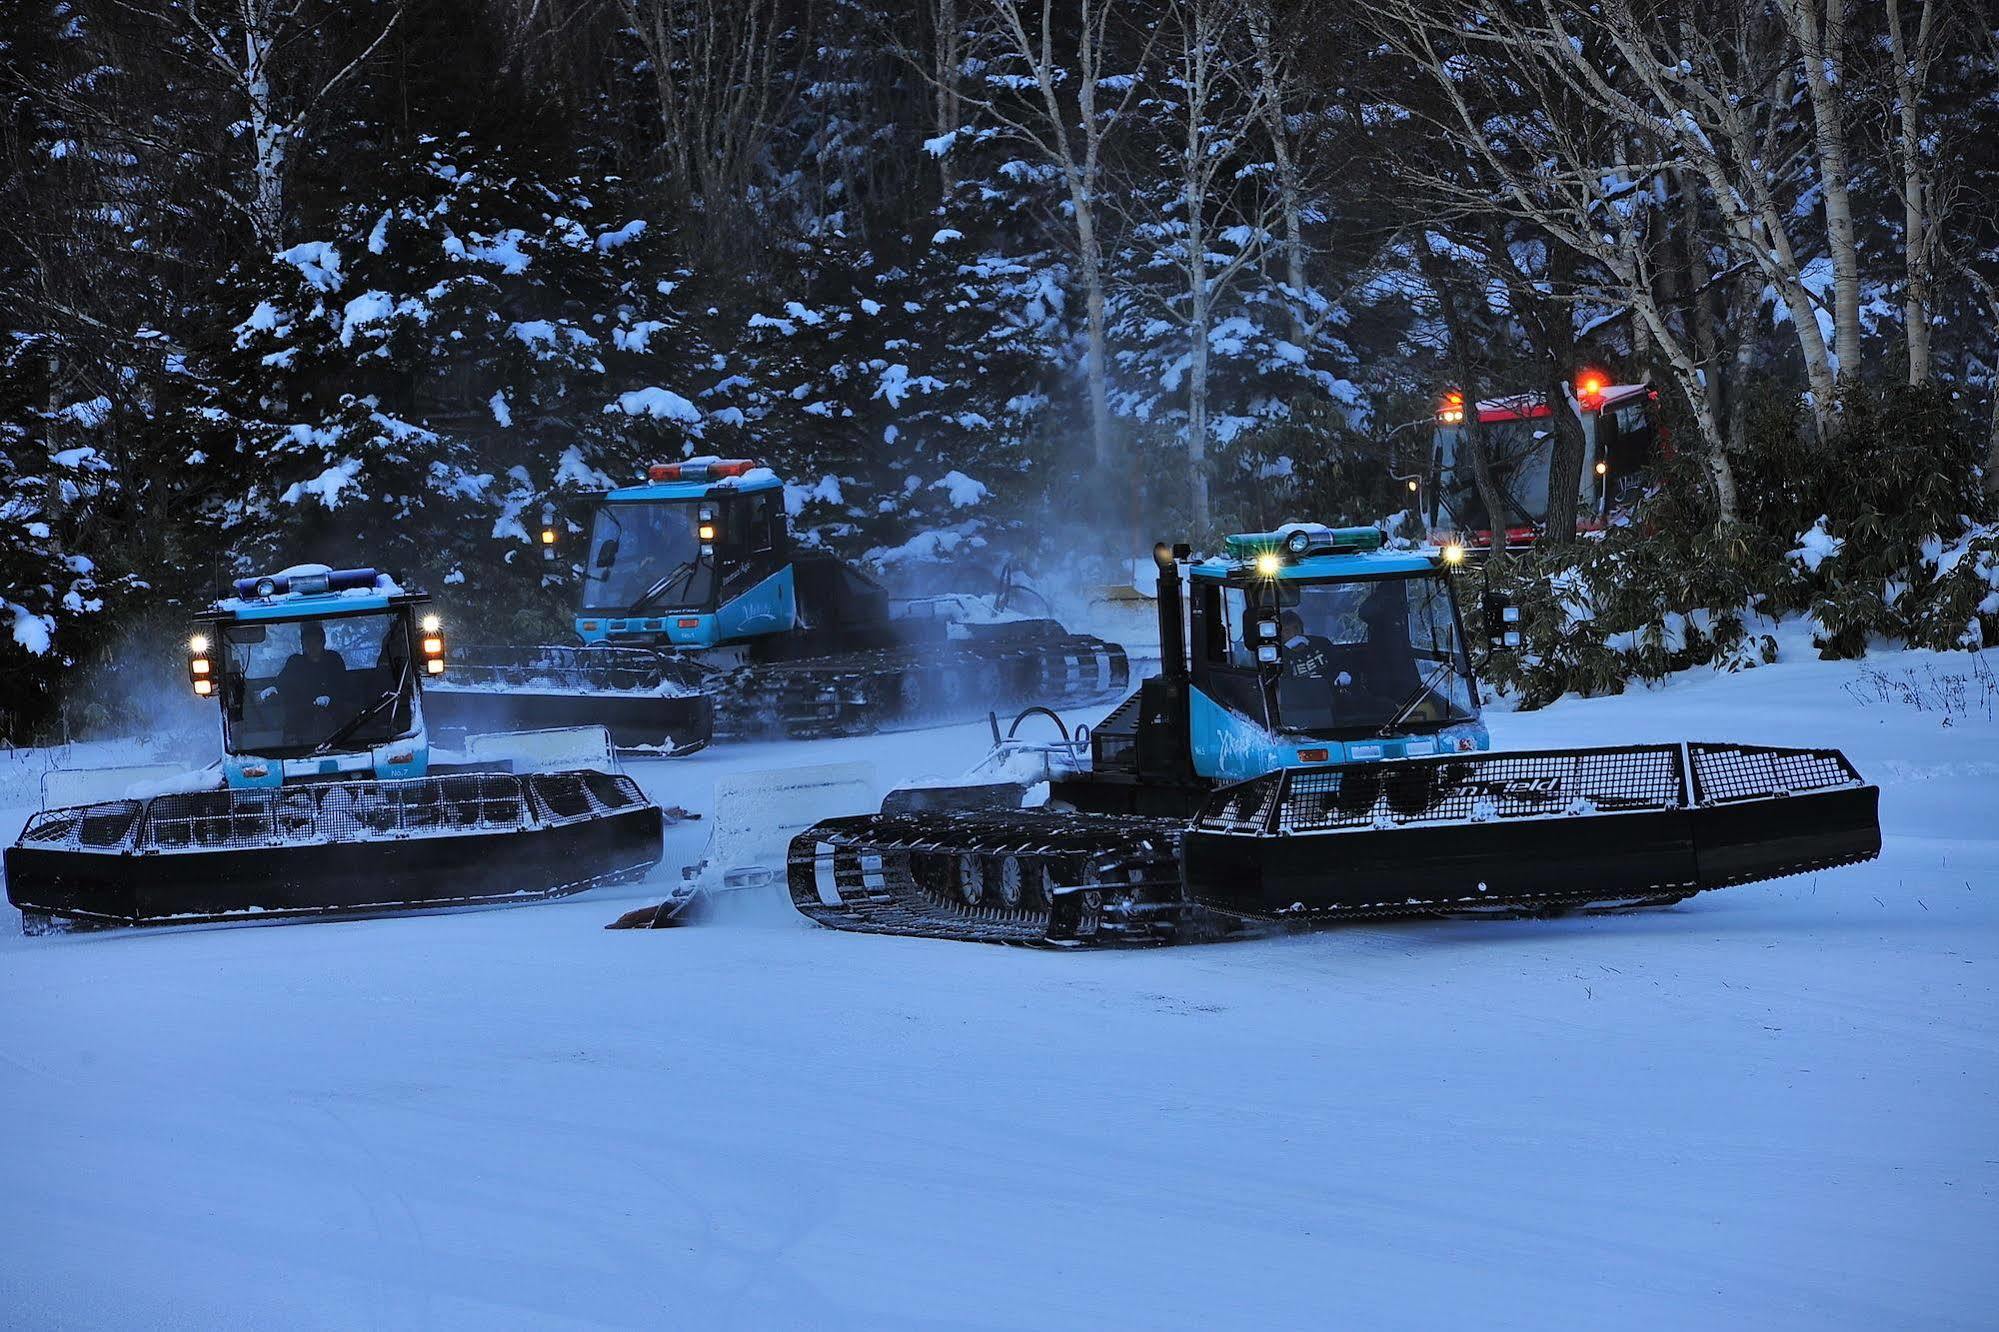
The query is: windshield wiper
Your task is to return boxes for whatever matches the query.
[628,559,696,614]
[1374,657,1460,738]
[312,690,397,755]
[311,657,411,755]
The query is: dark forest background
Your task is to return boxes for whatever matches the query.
[5,0,1999,738]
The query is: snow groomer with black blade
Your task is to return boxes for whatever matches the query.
[6,565,663,933]
[779,524,1883,946]
[424,458,1128,747]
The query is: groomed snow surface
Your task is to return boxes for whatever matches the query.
[3,637,1994,1329]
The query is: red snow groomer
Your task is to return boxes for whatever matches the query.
[1416,371,1663,564]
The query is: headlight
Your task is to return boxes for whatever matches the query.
[1254,551,1283,578]
[188,634,209,654]
[1441,542,1466,566]
[420,613,441,633]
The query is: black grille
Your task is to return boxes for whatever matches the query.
[1281,746,1684,832]
[1193,774,1283,833]
[15,771,652,858]
[525,771,645,823]
[140,775,534,851]
[18,800,146,850]
[1197,745,1691,836]
[1194,743,1873,839]
[1688,743,1860,803]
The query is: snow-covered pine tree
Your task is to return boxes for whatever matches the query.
[200,137,698,633]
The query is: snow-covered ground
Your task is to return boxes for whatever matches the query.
[3,636,1995,1328]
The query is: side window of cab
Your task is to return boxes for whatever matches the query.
[744,493,777,553]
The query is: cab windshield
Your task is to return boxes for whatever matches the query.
[1225,574,1476,735]
[585,502,716,613]
[221,612,417,757]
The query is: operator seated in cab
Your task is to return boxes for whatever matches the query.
[1263,576,1461,734]
[259,621,349,731]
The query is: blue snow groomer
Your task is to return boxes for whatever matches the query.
[429,458,1128,743]
[5,564,663,932]
[786,523,1885,948]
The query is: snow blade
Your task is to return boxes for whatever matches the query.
[424,644,713,754]
[6,771,662,930]
[462,724,619,775]
[606,761,875,929]
[38,763,198,812]
[691,762,878,893]
[1182,743,1881,920]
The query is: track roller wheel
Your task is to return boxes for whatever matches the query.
[995,855,1025,907]
[955,853,988,905]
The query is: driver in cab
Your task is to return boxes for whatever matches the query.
[260,621,348,728]
[1277,609,1338,686]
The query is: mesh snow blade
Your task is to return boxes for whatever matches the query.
[1183,743,1879,920]
[6,771,662,927]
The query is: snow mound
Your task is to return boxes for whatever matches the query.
[609,388,701,423]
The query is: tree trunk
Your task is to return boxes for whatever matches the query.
[1188,317,1210,531]
[932,0,962,200]
[1783,0,1864,380]
[1727,270,1761,454]
[1633,288,1739,523]
[1540,245,1586,545]
[1186,200,1211,532]
[1422,251,1508,556]
[1073,199,1114,475]
[1246,3,1307,343]
[1884,0,1935,384]
[1969,271,1999,495]
[1676,168,1722,422]
[244,21,286,250]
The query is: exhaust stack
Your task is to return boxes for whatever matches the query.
[1153,541,1190,680]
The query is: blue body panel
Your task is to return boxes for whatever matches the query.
[575,564,798,649]
[1186,686,1489,782]
[228,591,393,620]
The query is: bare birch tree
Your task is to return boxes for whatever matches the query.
[114,0,405,251]
[1776,0,1863,380]
[1136,0,1280,530]
[945,0,1157,477]
[1884,0,1946,384]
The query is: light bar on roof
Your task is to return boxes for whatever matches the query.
[231,567,379,599]
[647,459,759,482]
